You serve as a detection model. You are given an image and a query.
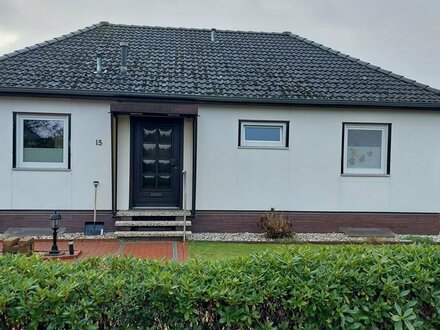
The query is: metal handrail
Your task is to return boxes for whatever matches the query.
[182,170,188,242]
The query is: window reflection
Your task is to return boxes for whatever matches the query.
[22,119,65,163]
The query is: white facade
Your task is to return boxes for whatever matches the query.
[0,97,112,210]
[196,105,440,213]
[1,97,440,214]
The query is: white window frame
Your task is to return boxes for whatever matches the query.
[239,121,288,148]
[16,113,69,169]
[343,123,389,175]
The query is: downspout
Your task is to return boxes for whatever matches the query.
[115,114,119,213]
[111,113,119,215]
[191,115,198,217]
[111,112,115,214]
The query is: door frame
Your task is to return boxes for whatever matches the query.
[129,116,184,209]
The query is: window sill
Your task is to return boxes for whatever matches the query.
[238,146,289,150]
[13,168,71,172]
[341,173,390,178]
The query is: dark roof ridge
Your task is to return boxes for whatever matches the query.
[286,33,440,96]
[103,21,300,36]
[0,22,106,61]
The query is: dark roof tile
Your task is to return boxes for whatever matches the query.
[0,22,439,105]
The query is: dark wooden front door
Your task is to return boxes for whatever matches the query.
[131,118,182,208]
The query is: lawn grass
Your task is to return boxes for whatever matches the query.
[187,242,284,260]
[187,241,438,260]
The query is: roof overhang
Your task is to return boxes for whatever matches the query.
[110,102,198,116]
[1,87,440,110]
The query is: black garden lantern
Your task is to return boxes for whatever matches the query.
[48,211,64,255]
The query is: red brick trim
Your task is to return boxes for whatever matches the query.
[0,210,115,233]
[192,211,440,235]
[1,210,439,235]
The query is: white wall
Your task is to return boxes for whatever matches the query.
[116,115,130,210]
[2,98,439,213]
[183,117,194,209]
[196,105,440,212]
[0,97,112,210]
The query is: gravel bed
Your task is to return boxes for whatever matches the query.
[1,231,439,243]
[189,232,440,243]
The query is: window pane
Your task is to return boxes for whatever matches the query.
[158,144,172,158]
[244,126,281,141]
[143,128,157,143]
[159,128,172,143]
[158,160,171,173]
[143,144,156,158]
[158,175,171,189]
[142,175,155,189]
[347,129,382,169]
[23,119,64,163]
[142,160,156,173]
[347,130,382,147]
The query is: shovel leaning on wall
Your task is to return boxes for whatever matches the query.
[84,181,104,236]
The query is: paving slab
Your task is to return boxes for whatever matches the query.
[0,239,187,261]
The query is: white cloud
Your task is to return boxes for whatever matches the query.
[0,30,18,50]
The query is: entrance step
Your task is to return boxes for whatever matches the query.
[115,231,191,238]
[115,220,191,227]
[114,209,191,240]
[116,210,191,217]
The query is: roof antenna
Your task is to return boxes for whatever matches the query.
[120,42,128,74]
[96,53,102,73]
[211,28,216,43]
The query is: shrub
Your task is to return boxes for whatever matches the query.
[0,245,440,329]
[259,209,294,238]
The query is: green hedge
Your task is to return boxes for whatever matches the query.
[0,245,439,329]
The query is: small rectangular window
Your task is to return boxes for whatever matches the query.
[15,114,70,169]
[239,121,288,148]
[343,123,390,175]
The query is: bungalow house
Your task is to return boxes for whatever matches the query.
[1,22,440,238]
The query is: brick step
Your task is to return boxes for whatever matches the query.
[116,210,191,217]
[114,231,191,238]
[115,220,192,227]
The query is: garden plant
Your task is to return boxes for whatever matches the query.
[0,245,439,329]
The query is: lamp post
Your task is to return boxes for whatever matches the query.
[48,211,64,256]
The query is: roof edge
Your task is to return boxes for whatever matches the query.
[1,87,440,109]
[287,34,440,97]
[0,22,107,61]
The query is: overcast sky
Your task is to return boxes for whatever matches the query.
[1,0,439,89]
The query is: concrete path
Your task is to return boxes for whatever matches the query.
[0,239,188,261]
